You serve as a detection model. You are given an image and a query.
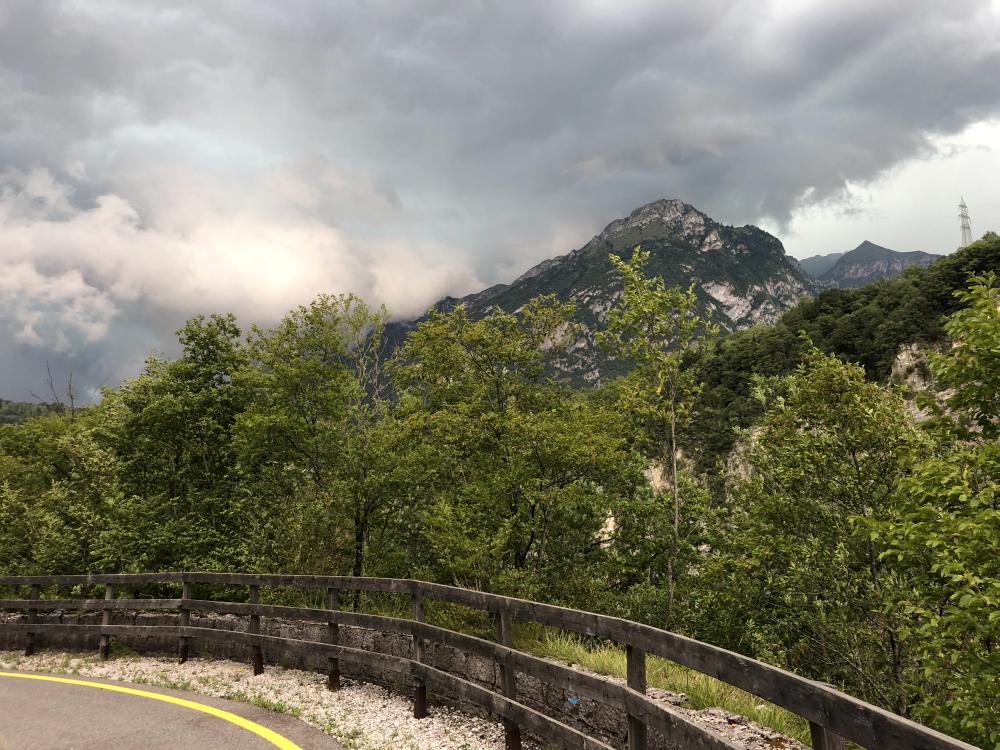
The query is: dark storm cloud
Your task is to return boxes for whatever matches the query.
[2,0,999,398]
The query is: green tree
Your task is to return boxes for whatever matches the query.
[597,247,717,626]
[925,272,1000,439]
[235,294,395,586]
[395,296,642,602]
[94,313,250,571]
[690,232,1000,472]
[703,348,925,713]
[598,469,718,628]
[0,399,65,425]
[877,273,1000,745]
[0,410,118,575]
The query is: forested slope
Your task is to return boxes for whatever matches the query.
[692,232,1000,470]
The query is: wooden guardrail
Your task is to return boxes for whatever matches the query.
[0,573,980,750]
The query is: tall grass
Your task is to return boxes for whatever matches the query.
[517,627,811,745]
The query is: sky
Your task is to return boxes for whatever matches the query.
[1,0,999,401]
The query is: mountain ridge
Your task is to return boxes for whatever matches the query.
[812,240,940,288]
[797,252,844,277]
[390,198,815,382]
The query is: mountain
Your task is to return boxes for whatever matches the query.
[390,199,814,383]
[797,252,844,277]
[0,399,64,424]
[816,241,940,288]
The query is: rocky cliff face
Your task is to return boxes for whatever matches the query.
[390,199,815,383]
[815,241,940,289]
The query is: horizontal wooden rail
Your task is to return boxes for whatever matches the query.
[0,599,183,611]
[0,573,979,750]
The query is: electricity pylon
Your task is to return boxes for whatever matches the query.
[959,197,973,248]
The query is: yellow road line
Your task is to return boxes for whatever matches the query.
[0,672,303,750]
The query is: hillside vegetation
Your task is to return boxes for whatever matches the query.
[1,233,997,747]
[692,233,1000,471]
[0,400,65,425]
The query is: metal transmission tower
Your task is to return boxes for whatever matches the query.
[959,197,973,247]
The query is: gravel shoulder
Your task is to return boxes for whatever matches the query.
[0,650,805,750]
[545,657,808,750]
[0,650,522,750]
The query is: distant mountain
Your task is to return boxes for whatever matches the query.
[390,199,814,383]
[816,241,940,288]
[0,399,64,424]
[797,252,844,277]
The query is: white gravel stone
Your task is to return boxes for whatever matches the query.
[0,650,537,750]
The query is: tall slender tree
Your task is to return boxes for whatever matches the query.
[597,247,716,626]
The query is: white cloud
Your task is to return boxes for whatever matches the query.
[0,261,115,351]
[0,167,483,362]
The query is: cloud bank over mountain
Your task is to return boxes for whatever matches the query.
[2,0,999,398]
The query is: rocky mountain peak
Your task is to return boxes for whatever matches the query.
[845,240,894,261]
[597,198,708,242]
[388,198,816,385]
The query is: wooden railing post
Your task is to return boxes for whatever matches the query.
[99,583,114,660]
[179,578,191,663]
[24,583,40,656]
[249,584,263,675]
[326,586,341,690]
[626,643,647,750]
[810,722,846,750]
[411,585,428,718]
[495,607,522,750]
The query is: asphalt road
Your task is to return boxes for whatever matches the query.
[0,672,344,750]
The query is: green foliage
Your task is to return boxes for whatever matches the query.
[926,272,1000,439]
[880,444,999,745]
[597,470,717,628]
[0,400,65,425]
[692,233,1000,471]
[699,348,925,712]
[691,323,805,476]
[874,273,1000,745]
[598,249,716,456]
[785,235,1000,381]
[1,245,997,744]
[395,296,643,601]
[235,294,396,580]
[0,411,119,574]
[597,247,717,627]
[94,314,251,571]
[692,274,999,743]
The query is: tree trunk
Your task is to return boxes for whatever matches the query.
[665,401,680,629]
[351,499,366,611]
